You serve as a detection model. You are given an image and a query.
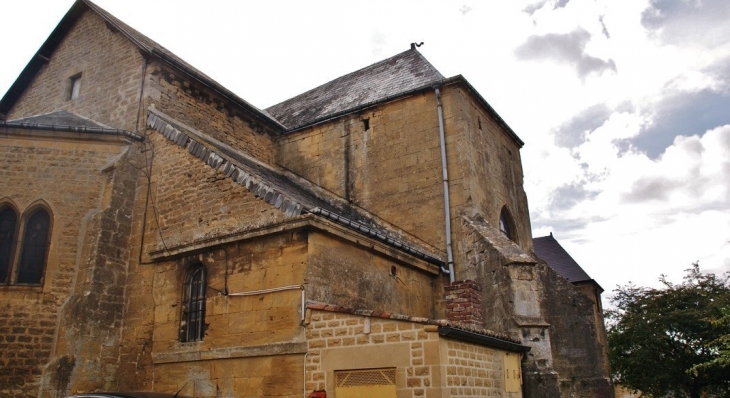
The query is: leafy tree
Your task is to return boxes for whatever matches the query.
[606,263,730,398]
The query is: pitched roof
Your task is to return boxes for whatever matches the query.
[266,49,445,130]
[533,234,593,283]
[0,0,284,131]
[1,110,142,141]
[10,110,110,129]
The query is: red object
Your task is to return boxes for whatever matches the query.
[309,391,326,398]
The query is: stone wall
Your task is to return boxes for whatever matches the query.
[444,87,532,252]
[0,129,140,397]
[154,354,304,398]
[445,340,515,397]
[147,61,278,165]
[147,234,307,396]
[8,10,145,132]
[537,263,613,397]
[277,91,446,249]
[143,130,287,254]
[304,308,520,398]
[277,84,532,267]
[305,309,440,397]
[151,235,306,354]
[305,230,438,318]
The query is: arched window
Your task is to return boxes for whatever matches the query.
[499,207,517,242]
[0,206,18,284]
[16,208,51,284]
[181,264,207,342]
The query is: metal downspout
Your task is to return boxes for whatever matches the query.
[435,86,455,283]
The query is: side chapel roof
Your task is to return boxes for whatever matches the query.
[0,110,142,141]
[533,234,595,284]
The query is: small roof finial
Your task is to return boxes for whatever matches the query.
[410,42,424,50]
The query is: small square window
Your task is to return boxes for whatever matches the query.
[68,73,82,100]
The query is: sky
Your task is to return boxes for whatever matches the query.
[1,0,729,305]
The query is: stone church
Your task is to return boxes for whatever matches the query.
[0,1,613,397]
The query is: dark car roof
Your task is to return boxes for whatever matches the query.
[66,393,191,398]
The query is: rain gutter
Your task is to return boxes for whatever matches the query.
[434,86,455,282]
[308,207,444,268]
[438,326,531,353]
[0,120,144,141]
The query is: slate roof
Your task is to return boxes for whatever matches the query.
[9,110,110,129]
[533,234,592,283]
[266,49,445,130]
[1,110,142,141]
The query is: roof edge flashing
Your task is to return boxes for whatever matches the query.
[438,326,530,353]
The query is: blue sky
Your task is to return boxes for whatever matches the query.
[2,0,729,305]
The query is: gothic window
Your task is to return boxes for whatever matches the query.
[0,206,18,284]
[181,264,207,342]
[499,206,516,242]
[16,208,51,285]
[0,203,51,286]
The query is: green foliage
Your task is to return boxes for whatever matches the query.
[606,263,730,398]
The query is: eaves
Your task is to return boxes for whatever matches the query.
[148,214,441,275]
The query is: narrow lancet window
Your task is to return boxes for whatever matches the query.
[499,207,516,243]
[16,208,51,284]
[0,206,18,284]
[181,265,207,342]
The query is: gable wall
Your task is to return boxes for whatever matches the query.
[537,267,613,396]
[145,63,278,165]
[7,10,145,131]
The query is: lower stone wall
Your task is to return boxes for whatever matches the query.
[153,354,304,397]
[305,310,436,397]
[0,297,57,398]
[444,340,508,397]
[304,308,522,398]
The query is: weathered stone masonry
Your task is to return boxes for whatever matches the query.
[0,1,614,396]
